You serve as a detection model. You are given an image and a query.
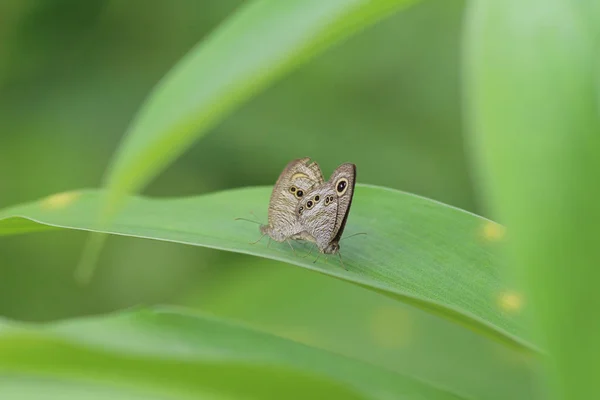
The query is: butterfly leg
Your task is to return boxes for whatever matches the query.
[267,237,272,248]
[337,252,348,271]
[286,239,297,257]
[302,244,316,259]
[312,253,321,264]
[249,233,267,245]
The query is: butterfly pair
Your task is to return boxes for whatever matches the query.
[257,157,356,267]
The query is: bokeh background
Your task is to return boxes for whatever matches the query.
[1,0,475,319]
[0,0,530,385]
[2,3,541,396]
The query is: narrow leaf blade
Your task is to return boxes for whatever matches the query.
[0,185,534,352]
[0,307,463,400]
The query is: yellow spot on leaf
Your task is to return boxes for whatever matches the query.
[41,191,81,210]
[482,221,506,242]
[370,306,412,349]
[498,290,524,314]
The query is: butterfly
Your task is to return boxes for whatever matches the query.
[295,163,356,260]
[260,157,356,259]
[258,157,324,245]
[238,158,358,267]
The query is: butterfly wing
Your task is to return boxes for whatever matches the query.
[296,163,356,253]
[328,163,356,244]
[296,186,338,250]
[262,158,324,241]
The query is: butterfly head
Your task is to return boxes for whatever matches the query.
[323,241,340,254]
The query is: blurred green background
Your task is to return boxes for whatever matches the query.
[1,2,542,397]
[1,0,475,320]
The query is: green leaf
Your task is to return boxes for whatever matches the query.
[0,185,535,352]
[80,0,420,285]
[464,1,599,398]
[0,307,463,400]
[183,257,539,400]
[103,0,417,208]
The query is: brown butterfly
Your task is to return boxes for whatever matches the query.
[258,157,324,247]
[238,158,359,267]
[295,163,356,260]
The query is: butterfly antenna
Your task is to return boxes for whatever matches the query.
[286,239,297,257]
[337,252,348,271]
[235,217,262,225]
[250,233,267,245]
[340,232,367,242]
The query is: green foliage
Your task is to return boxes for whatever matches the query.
[76,0,417,284]
[188,257,538,400]
[0,184,539,399]
[464,0,600,398]
[0,1,474,317]
[0,185,532,351]
[102,0,416,209]
[3,0,596,398]
[0,307,460,400]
